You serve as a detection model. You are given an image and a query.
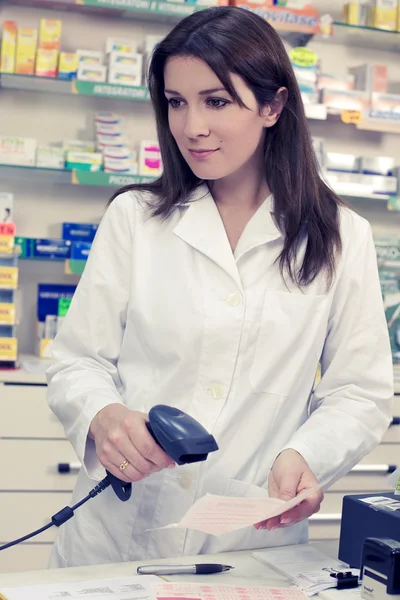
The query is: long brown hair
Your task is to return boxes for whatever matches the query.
[110,6,344,287]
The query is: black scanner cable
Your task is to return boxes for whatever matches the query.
[0,404,219,552]
[0,477,112,551]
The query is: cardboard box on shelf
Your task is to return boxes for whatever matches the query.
[39,19,62,51]
[0,21,17,74]
[349,63,388,94]
[58,52,78,80]
[35,48,59,77]
[367,0,398,31]
[15,28,38,75]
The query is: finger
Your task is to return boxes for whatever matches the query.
[273,471,300,501]
[254,515,280,531]
[280,495,323,525]
[98,446,139,483]
[116,437,161,476]
[132,427,175,470]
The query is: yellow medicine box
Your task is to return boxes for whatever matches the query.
[0,21,17,74]
[39,19,62,51]
[368,0,398,31]
[36,48,58,77]
[15,28,38,75]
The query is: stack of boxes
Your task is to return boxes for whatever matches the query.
[0,193,18,365]
[0,19,163,87]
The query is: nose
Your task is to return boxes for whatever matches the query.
[183,107,210,139]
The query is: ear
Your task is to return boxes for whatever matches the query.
[261,87,288,128]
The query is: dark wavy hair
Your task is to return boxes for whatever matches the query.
[110,5,344,287]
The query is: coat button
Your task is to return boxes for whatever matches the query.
[207,383,225,400]
[226,292,242,307]
[179,474,192,490]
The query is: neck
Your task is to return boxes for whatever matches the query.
[208,156,270,211]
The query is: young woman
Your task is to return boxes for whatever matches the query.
[47,6,393,568]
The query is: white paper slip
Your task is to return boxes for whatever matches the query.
[253,544,359,597]
[154,582,307,600]
[148,486,321,536]
[0,575,159,600]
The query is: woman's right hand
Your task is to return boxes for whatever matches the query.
[89,403,175,483]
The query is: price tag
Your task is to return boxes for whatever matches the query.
[289,47,318,68]
[58,297,72,317]
[341,110,362,125]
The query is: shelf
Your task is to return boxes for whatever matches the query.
[327,22,400,53]
[0,165,155,187]
[1,0,208,23]
[0,74,150,102]
[0,165,397,205]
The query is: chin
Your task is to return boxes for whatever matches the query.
[187,162,232,181]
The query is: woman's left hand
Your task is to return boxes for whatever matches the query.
[254,449,323,531]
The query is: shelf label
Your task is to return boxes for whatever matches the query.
[341,110,362,125]
[0,266,18,289]
[0,337,17,361]
[76,0,200,15]
[72,171,155,187]
[0,235,15,254]
[0,303,16,325]
[73,80,150,101]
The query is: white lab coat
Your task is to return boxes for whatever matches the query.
[46,184,393,568]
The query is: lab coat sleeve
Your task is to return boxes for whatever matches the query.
[46,192,134,481]
[280,219,394,488]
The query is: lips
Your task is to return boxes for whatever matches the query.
[188,149,218,160]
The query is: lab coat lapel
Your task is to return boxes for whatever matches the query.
[173,184,243,290]
[234,196,282,262]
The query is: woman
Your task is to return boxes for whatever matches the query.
[47,6,393,568]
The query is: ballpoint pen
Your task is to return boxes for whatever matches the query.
[137,563,234,575]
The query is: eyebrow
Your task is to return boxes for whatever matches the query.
[164,87,228,96]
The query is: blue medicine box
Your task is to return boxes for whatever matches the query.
[62,223,98,243]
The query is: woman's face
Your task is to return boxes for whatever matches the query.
[164,56,273,181]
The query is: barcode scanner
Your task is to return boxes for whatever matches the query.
[106,405,219,501]
[0,405,219,551]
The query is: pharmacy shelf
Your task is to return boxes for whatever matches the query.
[0,0,207,23]
[0,165,397,205]
[4,77,400,133]
[0,165,154,187]
[0,74,150,102]
[325,22,400,53]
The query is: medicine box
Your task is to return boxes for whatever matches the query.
[62,223,98,243]
[0,21,17,74]
[367,0,398,31]
[59,52,78,80]
[35,49,59,77]
[39,19,62,51]
[15,28,38,75]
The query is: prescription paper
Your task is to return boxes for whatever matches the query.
[0,575,158,600]
[155,582,307,600]
[150,486,321,536]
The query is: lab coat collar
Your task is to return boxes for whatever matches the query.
[173,183,282,288]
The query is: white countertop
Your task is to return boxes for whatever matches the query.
[0,542,339,588]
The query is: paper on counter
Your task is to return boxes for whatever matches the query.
[155,582,307,600]
[149,486,321,536]
[0,575,158,600]
[253,544,360,597]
